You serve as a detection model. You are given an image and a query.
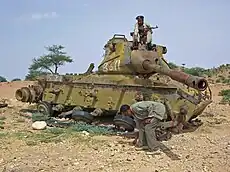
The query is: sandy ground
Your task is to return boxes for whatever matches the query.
[0,81,230,172]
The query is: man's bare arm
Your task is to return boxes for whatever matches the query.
[134,23,139,37]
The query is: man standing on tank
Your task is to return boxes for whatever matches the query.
[133,15,153,49]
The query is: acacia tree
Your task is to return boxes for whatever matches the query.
[28,45,73,76]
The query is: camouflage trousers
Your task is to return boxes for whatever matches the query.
[137,117,160,151]
[133,31,152,44]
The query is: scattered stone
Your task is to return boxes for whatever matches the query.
[32,121,47,130]
[73,162,79,166]
[81,131,89,136]
[126,157,132,161]
[7,104,14,108]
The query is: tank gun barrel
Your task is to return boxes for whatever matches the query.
[130,51,208,91]
[144,62,208,91]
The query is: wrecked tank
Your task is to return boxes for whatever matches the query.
[15,33,212,135]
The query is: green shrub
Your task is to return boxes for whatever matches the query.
[11,78,21,81]
[216,79,221,83]
[219,89,230,104]
[183,67,205,77]
[71,122,116,135]
[168,62,178,69]
[0,76,7,82]
[218,75,224,79]
[223,79,230,84]
[219,89,230,96]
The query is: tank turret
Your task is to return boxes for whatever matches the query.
[97,34,208,91]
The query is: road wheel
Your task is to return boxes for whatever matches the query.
[72,109,94,124]
[113,115,136,132]
[37,101,54,117]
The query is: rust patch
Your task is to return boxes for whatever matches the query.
[169,71,190,83]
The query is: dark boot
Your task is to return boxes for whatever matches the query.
[146,43,152,50]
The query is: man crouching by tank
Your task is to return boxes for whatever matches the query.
[119,101,167,155]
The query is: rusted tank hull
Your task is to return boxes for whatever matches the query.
[15,74,212,126]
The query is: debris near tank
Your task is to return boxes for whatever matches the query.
[0,103,7,109]
[27,111,173,141]
[32,112,50,122]
[71,122,116,135]
[29,112,127,136]
[0,99,7,129]
[0,99,8,108]
[0,116,6,129]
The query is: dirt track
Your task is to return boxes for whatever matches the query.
[0,81,230,172]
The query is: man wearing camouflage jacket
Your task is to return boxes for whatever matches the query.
[119,101,167,153]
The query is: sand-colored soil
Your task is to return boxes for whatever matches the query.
[0,81,229,172]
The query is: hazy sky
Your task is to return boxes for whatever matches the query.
[0,0,229,80]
